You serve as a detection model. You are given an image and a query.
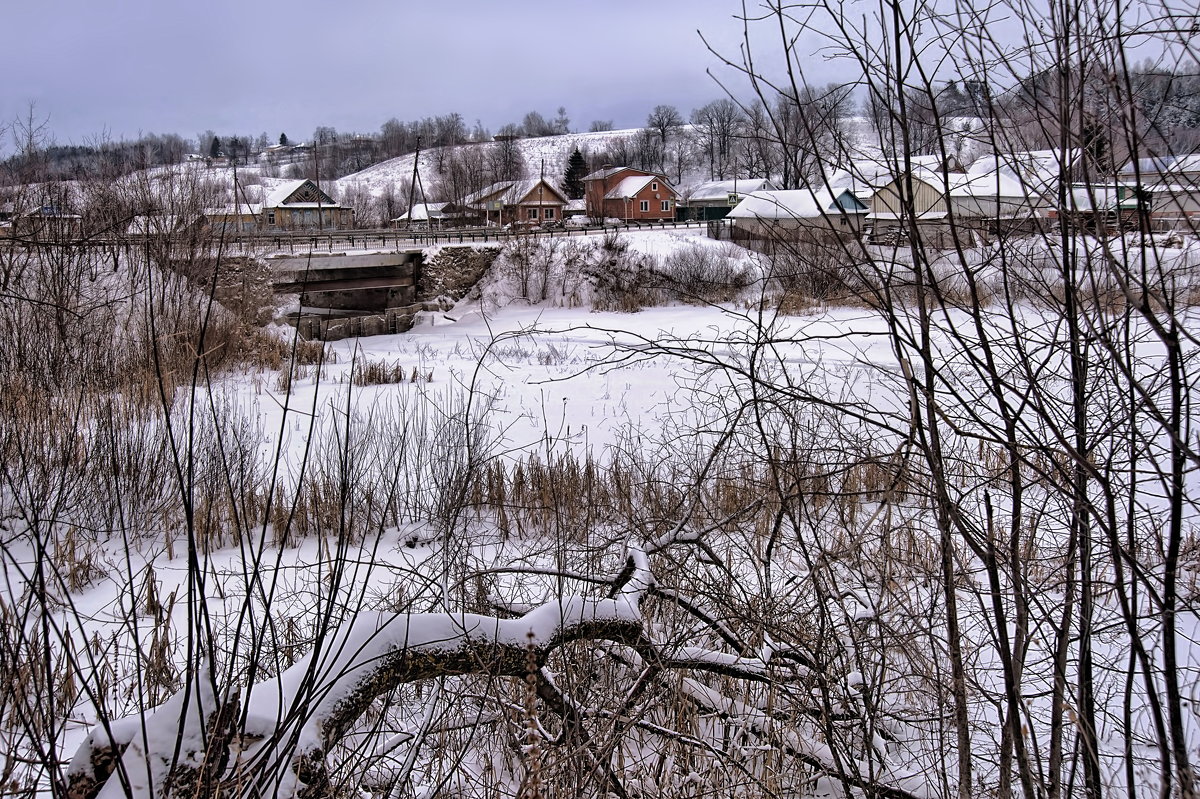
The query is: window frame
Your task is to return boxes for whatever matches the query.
[640,200,650,213]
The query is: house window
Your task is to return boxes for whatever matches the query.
[291,211,300,225]
[661,201,670,212]
[528,207,539,220]
[544,208,555,219]
[305,210,314,225]
[651,182,658,191]
[268,211,276,226]
[640,200,649,212]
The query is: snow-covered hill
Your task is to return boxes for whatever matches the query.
[334,128,649,201]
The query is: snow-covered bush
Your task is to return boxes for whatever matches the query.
[653,241,756,303]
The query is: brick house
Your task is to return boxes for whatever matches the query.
[583,167,678,222]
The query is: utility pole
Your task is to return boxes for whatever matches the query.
[406,136,422,232]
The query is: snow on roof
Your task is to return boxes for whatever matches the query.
[686,178,776,203]
[728,188,865,220]
[263,179,339,209]
[944,170,1030,199]
[126,214,199,235]
[206,203,262,216]
[583,166,640,181]
[968,149,1079,186]
[908,154,944,168]
[262,180,303,207]
[827,160,901,195]
[464,179,567,207]
[1120,153,1200,177]
[391,202,448,222]
[603,175,675,200]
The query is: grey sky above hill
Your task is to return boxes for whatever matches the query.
[1,1,797,150]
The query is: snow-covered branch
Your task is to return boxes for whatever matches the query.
[66,550,653,799]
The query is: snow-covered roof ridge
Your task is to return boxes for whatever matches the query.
[685,178,776,201]
[1120,152,1200,178]
[463,178,568,207]
[391,202,448,223]
[603,174,676,200]
[263,179,340,209]
[205,202,263,215]
[728,188,867,219]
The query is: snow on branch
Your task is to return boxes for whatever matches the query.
[65,549,654,799]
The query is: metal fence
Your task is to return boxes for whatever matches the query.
[215,220,709,254]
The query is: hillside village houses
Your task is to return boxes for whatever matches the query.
[10,204,84,240]
[10,139,1198,244]
[722,145,1200,246]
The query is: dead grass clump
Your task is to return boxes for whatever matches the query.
[769,244,861,307]
[352,360,407,386]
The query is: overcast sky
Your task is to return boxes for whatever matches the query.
[0,1,801,150]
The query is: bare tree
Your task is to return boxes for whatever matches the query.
[690,98,745,179]
[646,104,684,148]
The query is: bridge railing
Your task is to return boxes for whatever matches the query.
[220,219,709,254]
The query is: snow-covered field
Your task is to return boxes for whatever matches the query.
[3,226,1200,799]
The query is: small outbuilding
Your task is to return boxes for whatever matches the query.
[725,187,868,244]
[679,178,777,221]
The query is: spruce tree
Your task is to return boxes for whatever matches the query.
[564,149,587,199]
[279,132,289,146]
[209,136,221,158]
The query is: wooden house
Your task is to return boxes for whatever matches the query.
[13,205,84,241]
[262,179,353,231]
[205,203,263,234]
[463,179,568,226]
